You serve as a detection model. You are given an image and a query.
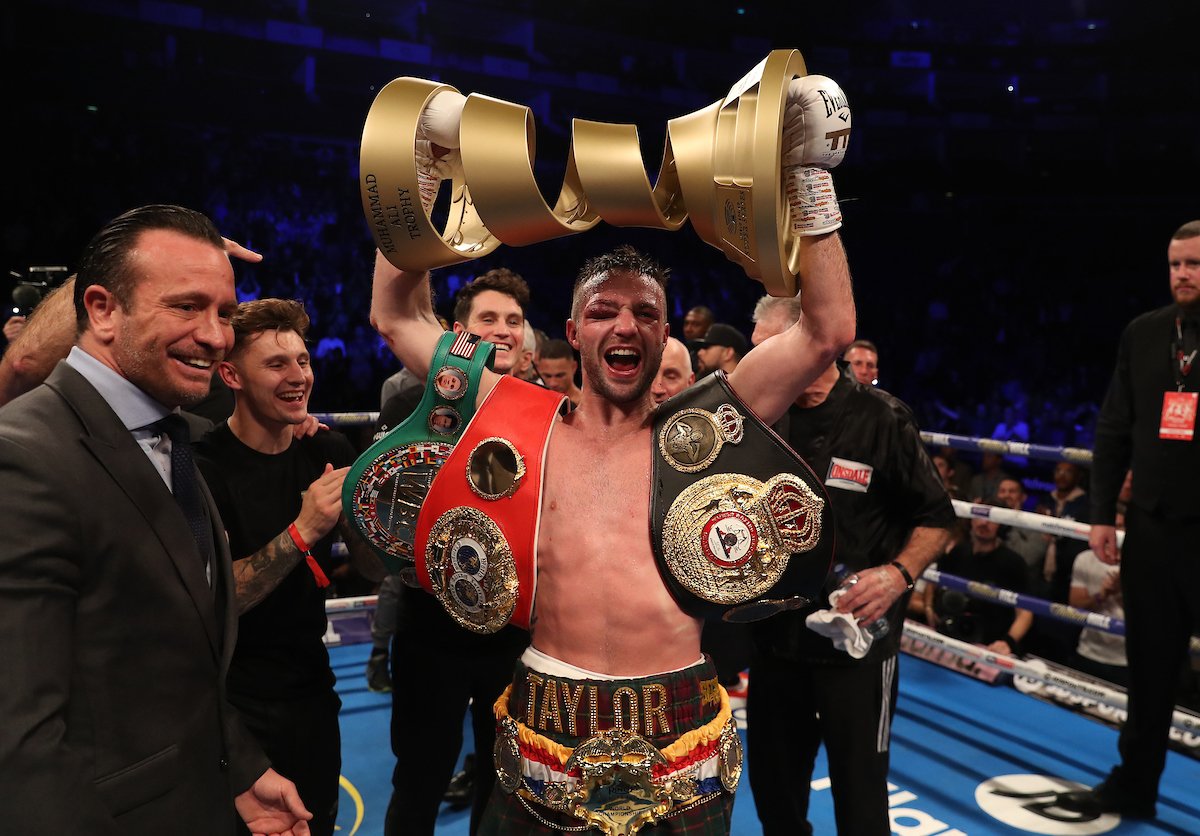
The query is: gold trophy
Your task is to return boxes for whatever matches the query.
[360,49,846,297]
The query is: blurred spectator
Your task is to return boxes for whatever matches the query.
[681,304,714,341]
[649,336,694,405]
[690,323,747,376]
[1068,514,1128,688]
[968,451,1010,502]
[843,338,879,386]
[994,476,1049,596]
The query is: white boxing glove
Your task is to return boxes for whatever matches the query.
[415,90,467,214]
[782,75,851,236]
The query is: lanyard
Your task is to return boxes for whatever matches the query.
[1174,315,1197,391]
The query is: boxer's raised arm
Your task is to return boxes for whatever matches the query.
[369,250,446,381]
[730,233,855,424]
[728,74,857,422]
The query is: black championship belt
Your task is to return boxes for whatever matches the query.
[650,371,834,622]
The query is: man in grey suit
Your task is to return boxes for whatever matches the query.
[0,204,312,835]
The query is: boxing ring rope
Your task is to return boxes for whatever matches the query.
[313,412,378,427]
[952,497,1124,547]
[901,621,1200,736]
[920,430,1094,466]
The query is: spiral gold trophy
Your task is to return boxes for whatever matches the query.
[360,49,810,297]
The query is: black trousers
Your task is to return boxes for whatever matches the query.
[232,688,343,836]
[746,650,898,836]
[384,615,527,836]
[1116,506,1200,801]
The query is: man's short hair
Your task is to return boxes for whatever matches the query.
[997,476,1025,493]
[540,338,576,362]
[845,339,878,355]
[453,267,530,325]
[686,305,714,323]
[752,294,803,327]
[228,298,311,357]
[571,245,670,319]
[73,204,225,331]
[1172,220,1200,241]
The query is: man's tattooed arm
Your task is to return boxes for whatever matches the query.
[232,531,304,615]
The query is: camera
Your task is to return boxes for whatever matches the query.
[9,266,70,317]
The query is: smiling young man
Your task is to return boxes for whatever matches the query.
[194,298,383,836]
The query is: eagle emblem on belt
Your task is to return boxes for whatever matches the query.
[658,405,744,473]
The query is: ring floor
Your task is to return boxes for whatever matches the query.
[329,639,1200,835]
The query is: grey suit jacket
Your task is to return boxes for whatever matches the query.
[0,362,269,834]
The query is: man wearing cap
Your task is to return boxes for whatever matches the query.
[691,323,749,376]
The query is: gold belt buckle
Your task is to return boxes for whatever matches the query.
[558,729,696,836]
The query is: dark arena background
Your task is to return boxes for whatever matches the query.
[4,2,1200,834]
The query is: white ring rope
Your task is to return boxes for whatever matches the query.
[902,621,1200,736]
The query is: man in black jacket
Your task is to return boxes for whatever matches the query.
[1061,220,1200,820]
[745,294,955,836]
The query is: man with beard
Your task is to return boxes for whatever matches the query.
[691,322,748,376]
[364,69,856,834]
[1059,221,1200,820]
[0,204,311,834]
[194,298,384,836]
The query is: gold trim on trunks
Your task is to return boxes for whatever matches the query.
[658,404,744,473]
[492,684,737,836]
[425,506,517,632]
[662,472,824,604]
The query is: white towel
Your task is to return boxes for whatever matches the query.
[805,588,873,659]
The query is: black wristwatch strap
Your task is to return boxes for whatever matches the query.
[890,561,915,591]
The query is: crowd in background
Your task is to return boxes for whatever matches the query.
[0,128,1137,465]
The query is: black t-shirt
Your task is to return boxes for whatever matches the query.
[935,542,1028,645]
[754,365,956,663]
[196,423,357,698]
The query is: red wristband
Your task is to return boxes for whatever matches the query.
[288,523,330,589]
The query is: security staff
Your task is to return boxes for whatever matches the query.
[1060,220,1200,820]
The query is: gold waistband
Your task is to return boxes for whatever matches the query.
[492,684,741,836]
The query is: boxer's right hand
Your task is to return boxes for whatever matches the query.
[782,75,852,236]
[415,90,467,214]
[783,75,852,169]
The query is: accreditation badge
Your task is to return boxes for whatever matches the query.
[1160,391,1198,441]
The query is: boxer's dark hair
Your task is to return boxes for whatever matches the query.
[571,245,670,318]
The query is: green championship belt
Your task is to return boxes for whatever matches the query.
[343,331,494,573]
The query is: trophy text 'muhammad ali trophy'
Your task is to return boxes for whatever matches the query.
[359,49,850,297]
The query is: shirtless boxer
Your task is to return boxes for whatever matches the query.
[367,73,855,834]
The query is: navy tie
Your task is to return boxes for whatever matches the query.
[158,414,214,581]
